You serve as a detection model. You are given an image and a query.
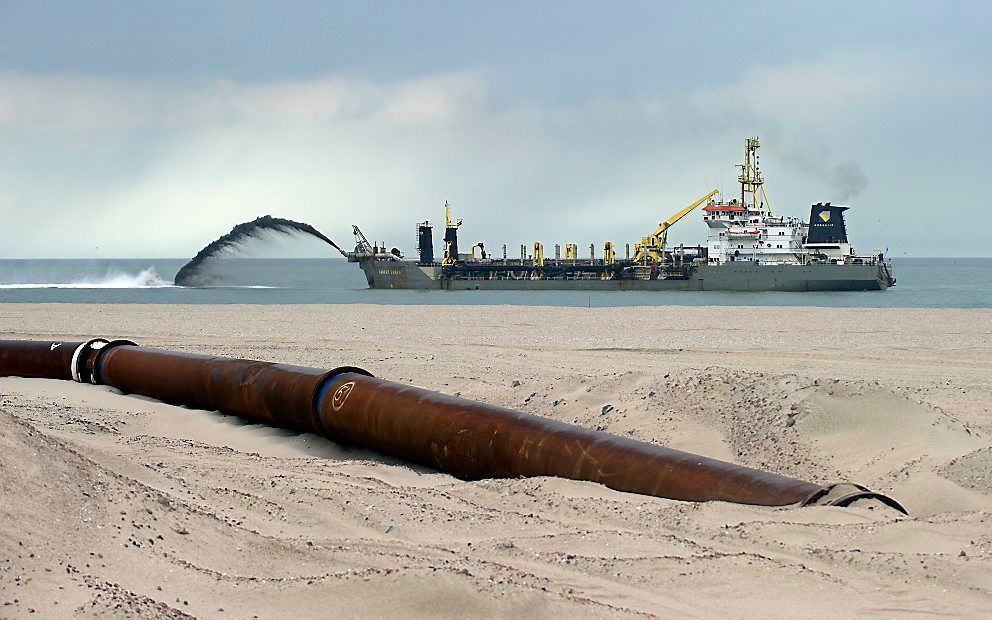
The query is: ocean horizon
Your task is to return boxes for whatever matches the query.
[1,257,990,308]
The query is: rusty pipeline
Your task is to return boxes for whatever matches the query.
[0,338,907,513]
[0,339,82,380]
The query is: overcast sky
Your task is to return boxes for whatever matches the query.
[2,1,989,258]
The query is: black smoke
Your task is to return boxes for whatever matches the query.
[777,138,870,204]
[829,160,869,203]
[174,215,345,286]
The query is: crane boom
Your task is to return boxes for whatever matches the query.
[352,225,373,253]
[655,188,720,248]
[634,188,720,262]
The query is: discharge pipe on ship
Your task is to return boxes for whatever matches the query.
[0,338,906,513]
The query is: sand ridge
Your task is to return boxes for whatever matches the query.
[1,303,991,617]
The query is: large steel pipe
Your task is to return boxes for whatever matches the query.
[0,339,82,380]
[94,344,367,434]
[314,373,820,505]
[0,338,907,512]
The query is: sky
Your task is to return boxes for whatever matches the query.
[1,1,990,258]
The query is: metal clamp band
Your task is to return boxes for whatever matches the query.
[71,338,109,384]
[802,482,908,515]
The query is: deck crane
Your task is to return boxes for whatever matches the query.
[348,225,401,261]
[633,188,719,263]
[470,242,488,260]
[351,224,374,255]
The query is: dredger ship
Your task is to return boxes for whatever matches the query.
[347,138,895,291]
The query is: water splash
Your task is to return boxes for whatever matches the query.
[0,267,171,289]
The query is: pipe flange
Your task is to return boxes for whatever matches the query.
[802,483,908,515]
[311,366,374,439]
[823,490,908,514]
[71,338,109,384]
[71,338,138,384]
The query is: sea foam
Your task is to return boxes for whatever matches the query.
[0,267,173,289]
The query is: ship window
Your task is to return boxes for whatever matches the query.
[779,231,784,235]
[719,232,725,236]
[738,244,743,249]
[777,244,782,249]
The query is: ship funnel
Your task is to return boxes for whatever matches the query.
[417,221,434,265]
[807,202,850,244]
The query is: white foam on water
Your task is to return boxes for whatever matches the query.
[175,284,280,289]
[0,267,175,289]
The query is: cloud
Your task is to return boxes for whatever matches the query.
[0,70,487,133]
[0,49,986,257]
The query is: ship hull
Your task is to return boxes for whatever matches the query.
[359,260,892,291]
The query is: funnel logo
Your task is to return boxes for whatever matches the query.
[818,211,831,223]
[50,342,62,351]
[331,381,356,411]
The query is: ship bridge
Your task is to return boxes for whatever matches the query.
[702,139,810,265]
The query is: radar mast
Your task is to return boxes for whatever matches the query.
[737,137,774,215]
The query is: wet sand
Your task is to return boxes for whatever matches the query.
[1,303,991,617]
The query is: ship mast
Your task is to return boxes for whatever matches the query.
[442,200,462,266]
[737,137,773,215]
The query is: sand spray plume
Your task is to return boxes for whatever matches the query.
[174,215,347,286]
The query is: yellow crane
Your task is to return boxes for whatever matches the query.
[441,200,462,266]
[633,188,719,262]
[531,242,545,280]
[602,241,616,280]
[444,199,462,229]
[533,242,544,266]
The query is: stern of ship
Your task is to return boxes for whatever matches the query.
[878,260,896,289]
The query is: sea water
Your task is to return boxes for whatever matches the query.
[0,257,989,308]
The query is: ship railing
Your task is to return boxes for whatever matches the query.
[849,254,883,266]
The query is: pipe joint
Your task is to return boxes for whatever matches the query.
[71,338,109,384]
[312,367,374,440]
[71,338,138,384]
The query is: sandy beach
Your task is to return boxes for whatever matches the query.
[1,303,991,617]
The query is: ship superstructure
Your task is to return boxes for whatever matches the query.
[702,139,865,266]
[347,138,895,291]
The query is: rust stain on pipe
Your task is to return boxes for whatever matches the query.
[93,345,817,505]
[97,345,335,433]
[0,338,906,512]
[315,373,820,505]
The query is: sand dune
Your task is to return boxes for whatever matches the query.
[1,303,991,617]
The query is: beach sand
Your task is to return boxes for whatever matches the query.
[1,303,991,617]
